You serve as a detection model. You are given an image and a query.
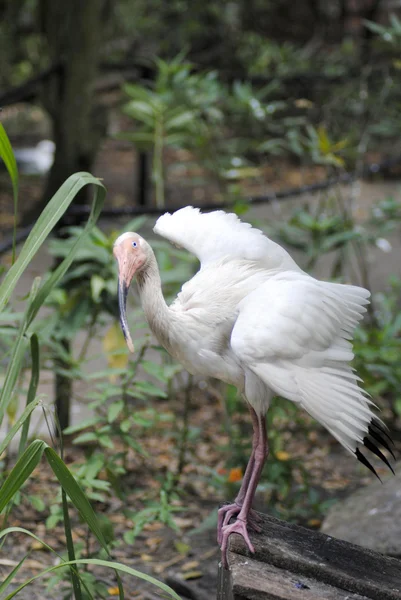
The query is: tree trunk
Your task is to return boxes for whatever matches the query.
[22,0,108,225]
[31,1,109,432]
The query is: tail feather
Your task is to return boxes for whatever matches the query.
[295,369,395,475]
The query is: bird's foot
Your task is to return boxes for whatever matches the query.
[217,504,261,544]
[217,503,240,544]
[220,517,255,569]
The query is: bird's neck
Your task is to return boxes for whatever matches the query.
[136,251,172,348]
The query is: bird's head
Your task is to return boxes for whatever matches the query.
[113,232,149,353]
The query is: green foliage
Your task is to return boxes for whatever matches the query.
[122,54,310,202]
[0,128,179,599]
[354,278,401,418]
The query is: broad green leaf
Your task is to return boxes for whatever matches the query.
[165,109,195,131]
[123,83,155,102]
[108,400,124,423]
[0,172,105,313]
[0,440,47,512]
[0,395,42,458]
[44,447,109,553]
[63,416,101,435]
[0,123,19,263]
[3,558,181,600]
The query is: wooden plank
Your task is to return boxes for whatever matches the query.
[220,553,371,600]
[225,513,401,600]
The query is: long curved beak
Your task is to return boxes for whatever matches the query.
[117,276,135,353]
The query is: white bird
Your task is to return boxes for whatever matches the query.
[12,140,55,175]
[113,206,394,568]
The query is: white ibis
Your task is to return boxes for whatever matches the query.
[13,140,55,175]
[113,206,394,567]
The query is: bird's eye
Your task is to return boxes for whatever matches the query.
[132,241,137,248]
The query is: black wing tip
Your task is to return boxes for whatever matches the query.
[368,423,396,460]
[355,418,396,480]
[363,436,395,475]
[355,448,382,482]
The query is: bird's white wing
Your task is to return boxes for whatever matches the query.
[231,273,383,459]
[154,206,297,270]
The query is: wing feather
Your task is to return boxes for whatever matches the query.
[231,274,379,456]
[154,206,298,270]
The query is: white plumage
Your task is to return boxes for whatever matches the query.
[114,206,394,567]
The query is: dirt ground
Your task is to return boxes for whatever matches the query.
[1,133,400,598]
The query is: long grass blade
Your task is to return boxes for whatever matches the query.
[0,123,19,264]
[2,558,182,600]
[62,487,83,600]
[0,440,47,512]
[0,172,105,313]
[44,447,109,552]
[18,334,40,455]
[0,278,41,423]
[0,555,28,595]
[0,527,94,598]
[0,526,60,554]
[0,396,42,458]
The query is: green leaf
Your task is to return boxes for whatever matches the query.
[18,334,40,454]
[73,432,99,445]
[44,447,109,553]
[0,440,47,512]
[0,172,105,314]
[0,395,42,458]
[0,555,28,595]
[0,123,19,263]
[91,274,105,303]
[63,417,101,435]
[0,277,41,422]
[29,494,46,512]
[2,558,181,600]
[134,380,167,398]
[165,109,195,131]
[108,400,124,423]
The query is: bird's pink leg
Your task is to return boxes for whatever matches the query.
[217,406,262,544]
[220,412,268,568]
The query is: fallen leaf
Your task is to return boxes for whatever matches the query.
[173,517,193,529]
[31,540,47,551]
[307,518,321,528]
[181,570,203,580]
[174,540,190,555]
[107,586,120,596]
[182,560,199,571]
[145,536,163,550]
[140,553,153,562]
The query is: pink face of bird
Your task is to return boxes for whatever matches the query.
[113,232,147,353]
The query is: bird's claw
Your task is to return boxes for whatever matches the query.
[220,517,255,569]
[217,503,241,544]
[217,504,261,545]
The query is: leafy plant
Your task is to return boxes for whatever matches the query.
[354,277,401,420]
[0,124,179,600]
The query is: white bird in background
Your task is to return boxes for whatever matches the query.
[113,207,394,568]
[13,140,55,175]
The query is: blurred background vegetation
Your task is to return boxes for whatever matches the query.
[1,1,401,597]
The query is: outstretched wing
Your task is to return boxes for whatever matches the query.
[154,206,297,270]
[231,272,394,477]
